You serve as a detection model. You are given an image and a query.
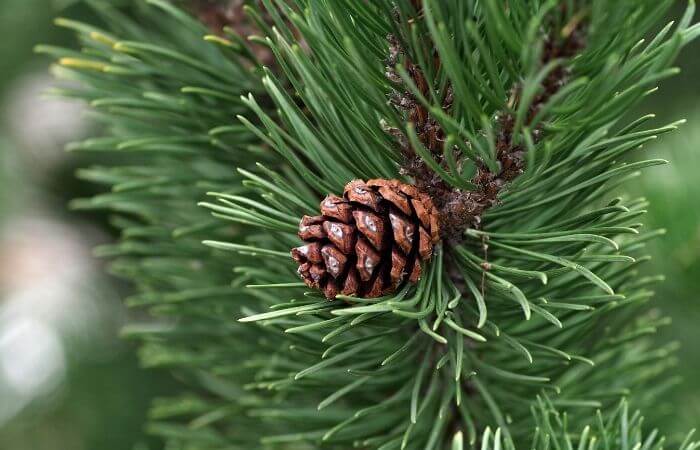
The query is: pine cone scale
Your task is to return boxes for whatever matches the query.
[293,179,439,299]
[322,221,355,254]
[389,210,416,254]
[321,195,353,223]
[321,245,347,278]
[353,209,386,250]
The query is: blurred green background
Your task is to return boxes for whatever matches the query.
[0,1,696,449]
[0,1,173,449]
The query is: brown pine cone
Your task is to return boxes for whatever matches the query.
[292,179,440,299]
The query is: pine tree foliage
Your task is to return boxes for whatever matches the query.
[482,398,700,450]
[45,1,699,449]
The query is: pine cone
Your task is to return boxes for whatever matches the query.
[292,179,440,299]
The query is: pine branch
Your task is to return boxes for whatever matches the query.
[49,1,700,449]
[387,4,587,238]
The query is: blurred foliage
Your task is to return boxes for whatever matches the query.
[0,0,66,100]
[0,0,72,215]
[0,1,174,450]
[634,4,700,435]
[638,107,700,435]
[0,351,167,450]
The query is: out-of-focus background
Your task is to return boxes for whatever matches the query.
[0,1,173,449]
[0,1,696,449]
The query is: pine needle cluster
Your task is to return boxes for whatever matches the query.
[44,1,699,449]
